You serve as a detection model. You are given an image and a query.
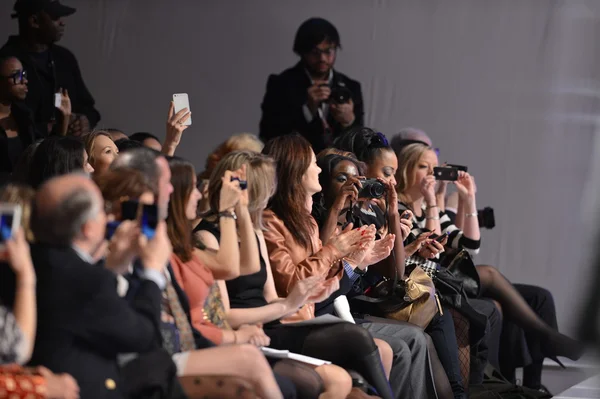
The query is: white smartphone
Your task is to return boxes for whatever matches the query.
[54,92,61,108]
[172,93,192,126]
[0,204,22,250]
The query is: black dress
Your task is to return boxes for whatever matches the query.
[0,102,41,180]
[194,219,347,353]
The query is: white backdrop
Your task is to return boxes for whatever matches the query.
[2,0,599,333]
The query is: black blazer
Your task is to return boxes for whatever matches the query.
[0,36,101,134]
[24,244,162,399]
[259,62,364,153]
[126,261,216,350]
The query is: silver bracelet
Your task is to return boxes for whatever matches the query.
[426,216,440,220]
[465,212,478,218]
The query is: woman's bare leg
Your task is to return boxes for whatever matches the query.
[182,344,283,399]
[373,338,393,378]
[314,364,352,399]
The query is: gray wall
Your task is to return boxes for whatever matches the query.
[2,0,599,333]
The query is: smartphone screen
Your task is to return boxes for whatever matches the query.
[105,220,120,240]
[121,200,139,221]
[0,213,14,242]
[140,204,159,239]
[172,93,192,126]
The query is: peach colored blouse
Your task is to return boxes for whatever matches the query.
[262,210,344,321]
[170,253,223,345]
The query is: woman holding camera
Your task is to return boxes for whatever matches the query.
[313,149,465,399]
[263,134,439,399]
[392,140,583,363]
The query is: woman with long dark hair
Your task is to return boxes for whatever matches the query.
[263,134,438,399]
[27,136,94,188]
[168,156,376,399]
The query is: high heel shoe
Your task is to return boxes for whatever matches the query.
[542,330,585,361]
[547,355,566,369]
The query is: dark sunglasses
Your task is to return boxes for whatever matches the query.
[2,70,27,85]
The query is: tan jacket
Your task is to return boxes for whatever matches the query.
[263,209,344,321]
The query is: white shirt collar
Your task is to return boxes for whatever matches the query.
[304,68,334,85]
[72,244,95,264]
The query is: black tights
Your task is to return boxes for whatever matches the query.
[302,323,393,399]
[476,265,582,360]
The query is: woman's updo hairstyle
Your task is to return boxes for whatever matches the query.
[333,126,392,165]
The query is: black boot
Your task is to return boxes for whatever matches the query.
[353,349,394,399]
[542,330,585,361]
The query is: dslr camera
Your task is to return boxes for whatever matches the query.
[319,80,352,104]
[358,178,387,199]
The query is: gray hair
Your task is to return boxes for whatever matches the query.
[110,147,160,191]
[32,187,101,246]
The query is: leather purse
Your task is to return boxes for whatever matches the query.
[350,267,440,328]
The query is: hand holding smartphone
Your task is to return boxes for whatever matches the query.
[172,93,192,126]
[105,200,158,240]
[0,204,22,250]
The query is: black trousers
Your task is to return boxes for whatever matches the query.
[426,308,465,397]
[469,298,503,384]
[498,284,557,388]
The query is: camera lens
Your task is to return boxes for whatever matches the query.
[369,182,386,198]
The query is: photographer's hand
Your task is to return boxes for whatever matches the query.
[307,81,331,115]
[330,99,355,127]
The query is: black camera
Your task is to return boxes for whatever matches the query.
[478,207,495,229]
[329,83,352,104]
[358,179,387,199]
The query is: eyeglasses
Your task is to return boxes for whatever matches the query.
[308,47,336,57]
[2,70,27,85]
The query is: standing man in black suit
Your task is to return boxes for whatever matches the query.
[259,17,364,153]
[0,0,101,136]
[26,173,170,399]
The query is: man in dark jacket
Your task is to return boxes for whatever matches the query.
[259,18,364,153]
[26,173,167,399]
[0,0,101,136]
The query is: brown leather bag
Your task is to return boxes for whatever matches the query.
[381,267,440,328]
[351,267,440,328]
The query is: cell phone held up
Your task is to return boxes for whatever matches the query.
[433,166,459,181]
[0,204,21,250]
[105,200,158,240]
[172,93,192,126]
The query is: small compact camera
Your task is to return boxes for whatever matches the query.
[358,179,387,199]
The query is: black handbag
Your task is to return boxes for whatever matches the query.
[433,249,488,343]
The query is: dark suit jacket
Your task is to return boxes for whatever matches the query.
[0,36,101,134]
[259,62,364,153]
[24,244,162,399]
[126,262,216,350]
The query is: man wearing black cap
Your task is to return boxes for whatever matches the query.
[259,17,364,153]
[0,0,100,137]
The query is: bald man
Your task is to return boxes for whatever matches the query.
[26,173,168,399]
